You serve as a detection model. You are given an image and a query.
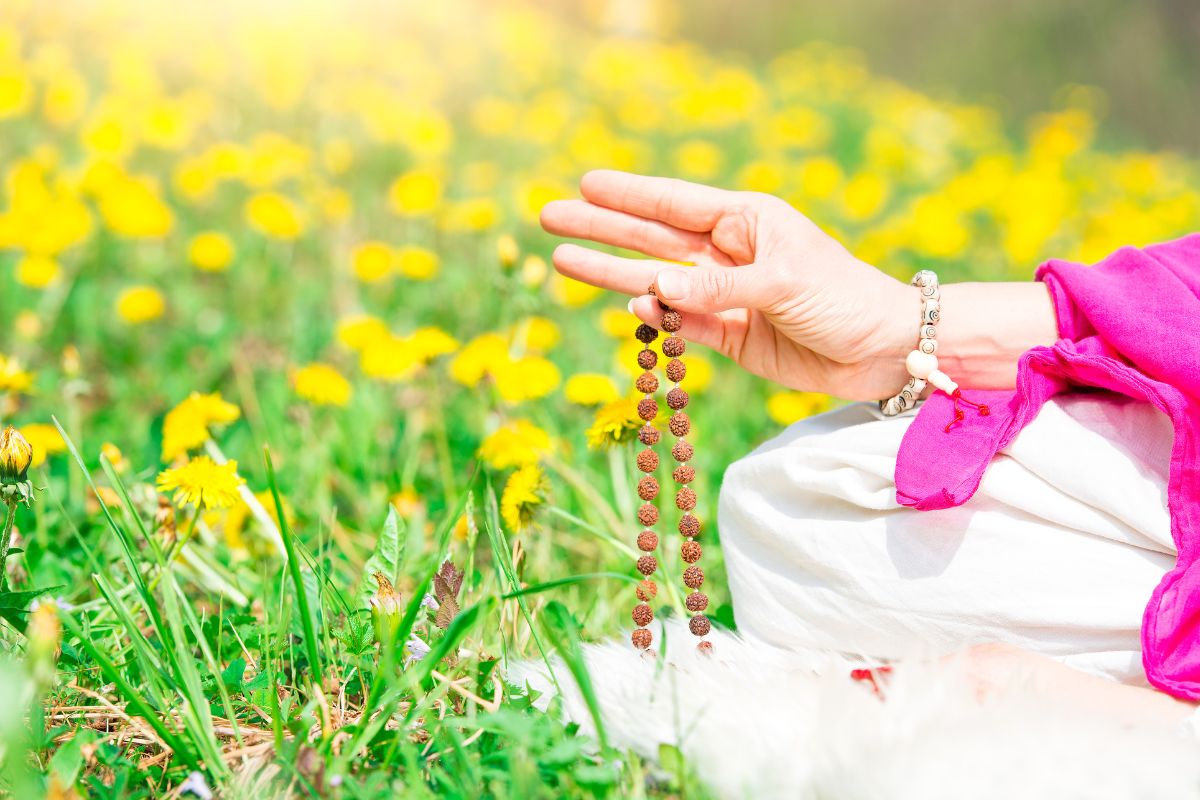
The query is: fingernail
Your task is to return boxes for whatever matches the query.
[626,297,636,314]
[656,269,688,301]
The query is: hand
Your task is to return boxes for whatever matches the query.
[541,170,915,400]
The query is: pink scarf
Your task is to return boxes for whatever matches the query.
[895,234,1200,700]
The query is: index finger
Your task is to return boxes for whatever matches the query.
[579,170,732,233]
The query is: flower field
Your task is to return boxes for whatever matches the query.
[0,0,1197,797]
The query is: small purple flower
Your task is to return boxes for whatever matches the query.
[179,771,213,800]
[404,635,431,666]
[420,592,439,610]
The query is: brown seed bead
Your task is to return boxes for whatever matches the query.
[686,591,709,612]
[636,449,659,473]
[637,503,659,527]
[662,336,686,357]
[667,388,689,410]
[679,514,701,538]
[637,397,658,421]
[661,310,683,332]
[666,359,686,383]
[635,324,659,344]
[672,441,694,463]
[676,486,697,511]
[637,530,659,552]
[689,614,712,637]
[669,412,691,437]
[636,579,658,601]
[681,540,702,563]
[637,349,658,370]
[697,640,713,655]
[637,476,659,501]
[637,555,658,576]
[632,604,654,627]
[632,628,653,649]
[635,371,659,394]
[683,565,704,588]
[673,465,696,484]
[638,425,661,446]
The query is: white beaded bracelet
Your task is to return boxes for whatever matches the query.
[879,270,940,417]
[879,269,990,429]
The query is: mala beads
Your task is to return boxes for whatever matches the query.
[630,297,711,654]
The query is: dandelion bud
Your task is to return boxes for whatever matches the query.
[368,572,402,644]
[521,255,548,288]
[497,234,519,270]
[0,426,33,482]
[61,345,81,377]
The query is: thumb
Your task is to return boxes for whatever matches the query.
[652,265,774,314]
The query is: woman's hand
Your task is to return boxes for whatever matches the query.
[541,170,1059,399]
[541,170,914,400]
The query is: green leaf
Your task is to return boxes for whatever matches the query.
[0,586,59,632]
[357,505,404,608]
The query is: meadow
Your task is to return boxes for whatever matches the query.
[0,0,1198,797]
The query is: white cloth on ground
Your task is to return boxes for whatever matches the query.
[718,394,1176,685]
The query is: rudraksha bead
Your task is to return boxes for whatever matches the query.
[636,579,657,601]
[679,514,701,538]
[637,476,659,501]
[637,398,658,421]
[676,487,697,511]
[667,388,689,410]
[632,628,652,649]
[673,465,696,484]
[637,530,658,552]
[636,449,659,473]
[681,540,702,563]
[683,565,704,588]
[635,371,659,394]
[662,336,685,357]
[637,349,658,370]
[697,640,713,655]
[637,503,658,526]
[686,591,708,612]
[638,425,661,446]
[668,412,690,437]
[665,359,686,383]
[661,311,683,332]
[689,614,711,637]
[635,324,659,344]
[637,555,658,576]
[632,604,654,627]
[671,441,694,463]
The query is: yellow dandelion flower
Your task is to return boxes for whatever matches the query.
[390,487,422,518]
[360,335,420,382]
[509,316,560,353]
[19,422,65,469]
[156,456,245,509]
[684,354,714,394]
[494,356,560,402]
[13,312,40,340]
[586,399,643,449]
[767,391,834,426]
[388,168,442,216]
[15,254,60,288]
[548,271,602,308]
[161,391,241,461]
[188,231,235,272]
[98,176,174,239]
[351,241,394,283]
[396,245,439,280]
[0,355,35,393]
[406,326,460,362]
[224,489,290,553]
[600,307,640,338]
[501,463,547,532]
[245,192,304,239]
[291,363,352,407]
[450,333,510,387]
[336,315,390,352]
[520,255,548,288]
[564,373,620,406]
[100,442,127,472]
[478,420,552,470]
[116,286,165,325]
[497,234,519,269]
[0,425,33,480]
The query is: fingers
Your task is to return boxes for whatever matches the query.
[579,170,733,232]
[650,264,778,315]
[540,199,734,266]
[552,243,668,296]
[628,295,749,360]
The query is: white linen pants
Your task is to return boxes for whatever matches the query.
[718,395,1177,685]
